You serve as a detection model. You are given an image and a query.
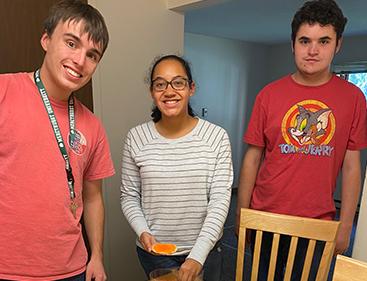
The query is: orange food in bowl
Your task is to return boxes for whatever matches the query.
[152,243,177,255]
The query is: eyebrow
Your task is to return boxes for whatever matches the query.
[319,36,332,41]
[298,36,332,41]
[64,33,102,58]
[153,75,188,80]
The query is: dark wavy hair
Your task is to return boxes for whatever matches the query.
[43,0,109,56]
[291,0,347,46]
[149,55,196,123]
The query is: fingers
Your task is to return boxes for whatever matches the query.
[86,266,92,281]
[334,248,346,256]
[178,259,202,281]
[139,232,156,252]
[178,269,196,281]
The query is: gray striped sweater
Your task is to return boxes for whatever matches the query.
[120,118,233,265]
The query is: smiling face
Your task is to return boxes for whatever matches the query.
[40,19,102,101]
[150,59,195,120]
[292,23,341,85]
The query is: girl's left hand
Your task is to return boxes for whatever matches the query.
[178,258,202,281]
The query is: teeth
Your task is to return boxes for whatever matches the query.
[164,100,178,104]
[66,67,81,78]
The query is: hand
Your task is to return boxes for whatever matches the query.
[86,257,107,281]
[334,225,351,256]
[178,258,203,281]
[139,232,157,253]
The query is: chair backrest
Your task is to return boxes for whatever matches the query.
[236,208,340,281]
[332,255,367,281]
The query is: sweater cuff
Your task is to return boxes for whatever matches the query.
[187,240,212,266]
[133,220,151,238]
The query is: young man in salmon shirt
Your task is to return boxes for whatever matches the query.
[236,0,367,280]
[0,1,115,280]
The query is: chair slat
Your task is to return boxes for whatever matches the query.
[267,233,280,281]
[251,230,263,281]
[284,236,299,281]
[235,227,247,281]
[300,239,316,281]
[316,242,335,281]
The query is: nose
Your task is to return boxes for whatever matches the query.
[72,49,86,66]
[308,42,319,56]
[163,85,176,97]
[163,90,175,97]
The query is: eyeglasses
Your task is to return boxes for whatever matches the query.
[151,77,189,91]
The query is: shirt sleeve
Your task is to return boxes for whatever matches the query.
[187,130,233,265]
[347,90,367,150]
[243,91,267,147]
[120,130,151,238]
[84,121,115,181]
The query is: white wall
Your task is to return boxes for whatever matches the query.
[184,33,271,187]
[89,1,184,279]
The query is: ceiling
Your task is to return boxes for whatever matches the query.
[184,0,367,44]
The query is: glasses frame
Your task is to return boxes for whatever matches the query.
[151,77,190,92]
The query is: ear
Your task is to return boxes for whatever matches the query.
[335,37,343,54]
[291,40,295,54]
[189,81,196,97]
[40,32,50,52]
[297,104,306,113]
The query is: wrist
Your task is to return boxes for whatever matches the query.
[90,249,104,261]
[338,222,353,235]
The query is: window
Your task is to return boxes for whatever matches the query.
[334,62,367,101]
[347,72,367,99]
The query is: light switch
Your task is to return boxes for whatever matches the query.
[202,107,208,117]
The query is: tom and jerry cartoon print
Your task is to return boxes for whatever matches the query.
[280,100,335,157]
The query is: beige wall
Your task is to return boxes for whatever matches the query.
[353,170,367,262]
[89,1,184,279]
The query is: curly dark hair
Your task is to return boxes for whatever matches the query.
[291,0,347,45]
[148,55,196,123]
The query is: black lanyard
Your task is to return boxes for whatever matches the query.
[34,69,76,201]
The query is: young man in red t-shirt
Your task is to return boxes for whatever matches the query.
[0,1,114,280]
[236,0,367,280]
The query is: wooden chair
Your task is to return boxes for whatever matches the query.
[332,255,367,281]
[236,208,340,281]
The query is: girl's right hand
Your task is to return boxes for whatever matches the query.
[139,232,157,253]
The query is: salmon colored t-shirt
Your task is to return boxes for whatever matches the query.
[244,75,367,220]
[0,73,115,280]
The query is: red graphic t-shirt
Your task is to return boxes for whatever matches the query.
[244,75,367,219]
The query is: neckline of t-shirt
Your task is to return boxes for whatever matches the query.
[149,117,203,143]
[23,72,71,109]
[288,74,336,89]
